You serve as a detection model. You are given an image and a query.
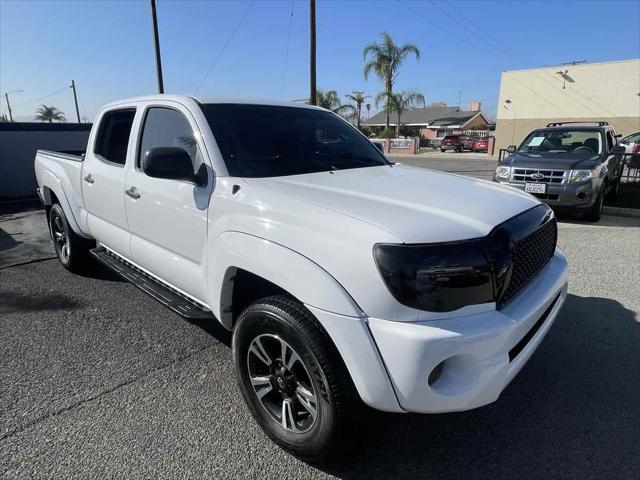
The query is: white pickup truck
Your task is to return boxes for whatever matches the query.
[35,95,568,461]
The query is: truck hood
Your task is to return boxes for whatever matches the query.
[501,152,601,170]
[246,164,539,243]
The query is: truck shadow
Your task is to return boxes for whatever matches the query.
[321,294,639,480]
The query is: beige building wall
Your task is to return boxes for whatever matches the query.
[495,59,640,152]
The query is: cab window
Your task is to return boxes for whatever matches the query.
[94,109,136,165]
[138,107,202,171]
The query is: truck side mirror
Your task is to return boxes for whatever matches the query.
[506,145,517,153]
[142,147,206,186]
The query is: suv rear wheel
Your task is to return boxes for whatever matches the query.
[232,295,357,462]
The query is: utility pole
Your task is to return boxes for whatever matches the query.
[70,80,81,123]
[309,0,316,105]
[4,92,13,122]
[458,90,462,108]
[150,0,165,94]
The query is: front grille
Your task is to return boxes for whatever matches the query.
[512,168,566,184]
[501,217,557,305]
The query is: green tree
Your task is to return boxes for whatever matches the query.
[315,89,356,119]
[389,90,426,137]
[363,32,420,130]
[35,105,66,123]
[344,91,370,129]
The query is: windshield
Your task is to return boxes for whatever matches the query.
[201,104,389,177]
[518,130,602,155]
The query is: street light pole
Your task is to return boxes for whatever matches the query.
[70,80,81,123]
[150,0,165,94]
[309,0,316,105]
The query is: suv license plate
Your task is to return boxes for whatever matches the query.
[525,183,546,194]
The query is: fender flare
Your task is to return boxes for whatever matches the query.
[39,171,89,238]
[208,231,362,328]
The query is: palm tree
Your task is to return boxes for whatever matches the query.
[345,92,370,129]
[315,90,356,119]
[389,90,426,137]
[35,105,66,123]
[363,32,420,130]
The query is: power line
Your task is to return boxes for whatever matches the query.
[280,0,295,99]
[195,0,256,95]
[13,86,69,107]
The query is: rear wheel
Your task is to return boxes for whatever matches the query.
[48,203,94,272]
[232,295,357,462]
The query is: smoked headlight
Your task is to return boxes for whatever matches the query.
[374,241,494,312]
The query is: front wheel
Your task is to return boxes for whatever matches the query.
[48,203,94,272]
[583,189,604,222]
[232,295,357,462]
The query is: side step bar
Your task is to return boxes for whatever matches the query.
[90,246,214,320]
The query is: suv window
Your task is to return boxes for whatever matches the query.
[138,107,202,171]
[518,130,603,155]
[606,131,615,151]
[94,109,136,165]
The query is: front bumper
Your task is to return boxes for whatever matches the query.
[368,250,568,413]
[494,179,597,209]
[311,249,568,414]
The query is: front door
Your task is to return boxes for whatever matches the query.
[124,105,211,302]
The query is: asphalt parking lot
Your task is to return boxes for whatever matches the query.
[1,161,639,479]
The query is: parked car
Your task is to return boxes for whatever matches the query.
[35,95,568,461]
[472,137,490,152]
[620,131,640,155]
[440,134,473,152]
[493,122,626,222]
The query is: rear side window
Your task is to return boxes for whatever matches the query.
[94,109,136,165]
[137,107,201,170]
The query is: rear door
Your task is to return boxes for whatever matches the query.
[82,107,136,257]
[124,103,212,302]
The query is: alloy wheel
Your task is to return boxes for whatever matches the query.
[246,334,318,433]
[51,213,70,263]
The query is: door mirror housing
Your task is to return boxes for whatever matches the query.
[610,146,626,155]
[142,147,206,186]
[506,145,517,153]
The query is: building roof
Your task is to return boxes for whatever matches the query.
[363,106,490,128]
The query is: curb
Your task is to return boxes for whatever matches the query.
[602,206,640,218]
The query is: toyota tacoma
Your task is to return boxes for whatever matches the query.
[35,95,568,461]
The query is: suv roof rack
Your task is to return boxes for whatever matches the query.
[546,121,609,127]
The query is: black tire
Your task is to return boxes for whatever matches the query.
[440,148,445,153]
[48,203,94,272]
[232,295,357,462]
[583,188,604,222]
[606,177,620,200]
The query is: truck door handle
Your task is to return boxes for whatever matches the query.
[84,174,94,184]
[125,187,140,199]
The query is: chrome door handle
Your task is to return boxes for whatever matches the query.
[125,187,140,199]
[84,174,94,184]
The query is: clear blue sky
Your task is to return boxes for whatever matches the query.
[1,0,639,122]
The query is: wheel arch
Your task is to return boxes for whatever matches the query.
[39,173,89,238]
[208,232,363,330]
